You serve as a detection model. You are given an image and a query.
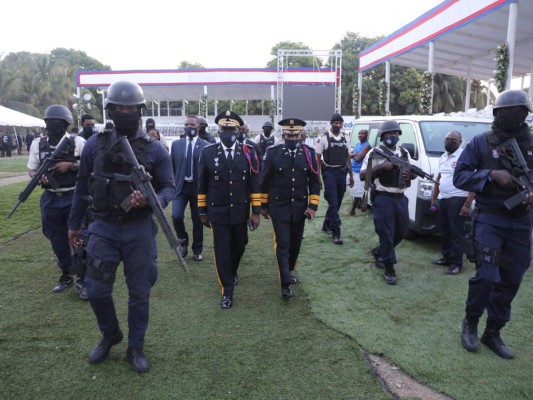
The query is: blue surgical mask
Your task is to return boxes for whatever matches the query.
[384,136,399,148]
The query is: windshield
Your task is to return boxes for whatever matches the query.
[420,121,492,154]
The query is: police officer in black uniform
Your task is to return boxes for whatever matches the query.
[360,120,415,285]
[197,111,261,310]
[198,116,216,144]
[454,90,533,359]
[27,105,87,297]
[261,118,320,299]
[254,120,277,158]
[68,81,175,373]
[315,113,354,244]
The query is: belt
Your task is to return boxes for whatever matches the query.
[477,206,528,219]
[376,191,404,199]
[184,180,193,184]
[46,190,74,197]
[94,213,149,224]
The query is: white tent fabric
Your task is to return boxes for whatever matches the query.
[0,106,45,128]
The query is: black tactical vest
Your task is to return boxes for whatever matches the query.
[482,130,533,201]
[89,131,154,215]
[258,135,275,156]
[38,137,78,189]
[322,133,347,166]
[376,145,410,188]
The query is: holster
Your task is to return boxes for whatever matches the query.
[86,255,119,284]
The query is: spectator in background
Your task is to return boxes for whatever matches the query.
[79,114,96,140]
[430,131,475,275]
[25,131,35,153]
[2,131,12,157]
[346,129,371,216]
[16,133,23,154]
[145,118,168,151]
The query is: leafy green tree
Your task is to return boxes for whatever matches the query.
[266,41,321,68]
[179,61,204,69]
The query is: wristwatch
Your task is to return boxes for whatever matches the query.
[70,163,79,172]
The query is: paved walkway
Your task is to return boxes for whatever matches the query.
[0,175,30,187]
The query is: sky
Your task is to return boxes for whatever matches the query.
[2,0,444,70]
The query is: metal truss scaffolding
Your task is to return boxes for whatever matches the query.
[276,49,342,124]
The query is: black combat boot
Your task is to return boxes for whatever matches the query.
[89,329,123,364]
[332,228,343,245]
[383,264,397,285]
[480,319,514,359]
[126,347,150,373]
[461,317,479,352]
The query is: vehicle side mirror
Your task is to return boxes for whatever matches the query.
[402,143,417,160]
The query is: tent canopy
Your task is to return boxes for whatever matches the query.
[359,0,533,81]
[0,106,45,128]
[77,68,337,101]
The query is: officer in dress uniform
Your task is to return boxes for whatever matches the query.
[261,118,320,299]
[68,81,175,373]
[27,105,87,297]
[360,120,416,285]
[315,113,354,244]
[197,111,262,310]
[454,90,533,359]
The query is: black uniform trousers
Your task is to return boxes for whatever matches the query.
[437,196,467,266]
[211,222,248,298]
[372,191,409,265]
[172,181,203,255]
[272,218,306,285]
[323,167,347,230]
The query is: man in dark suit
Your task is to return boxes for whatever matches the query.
[170,116,209,261]
[261,118,320,299]
[197,111,261,310]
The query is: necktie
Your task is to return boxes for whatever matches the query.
[290,151,295,159]
[185,139,193,178]
[226,148,233,162]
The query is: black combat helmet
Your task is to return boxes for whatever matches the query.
[198,117,208,126]
[104,81,146,109]
[44,105,73,125]
[493,90,533,115]
[378,120,402,140]
[262,120,274,129]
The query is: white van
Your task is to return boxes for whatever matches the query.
[350,115,493,237]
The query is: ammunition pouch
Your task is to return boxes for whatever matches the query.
[86,255,119,284]
[90,174,110,209]
[474,243,500,267]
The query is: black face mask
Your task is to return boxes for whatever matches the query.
[184,127,197,139]
[219,130,237,147]
[110,110,141,136]
[237,132,248,143]
[383,135,399,149]
[199,126,207,135]
[495,109,528,132]
[286,140,299,150]
[82,125,95,138]
[45,121,66,145]
[263,128,273,138]
[444,142,459,153]
[331,126,341,134]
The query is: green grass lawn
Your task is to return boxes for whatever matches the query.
[0,172,531,399]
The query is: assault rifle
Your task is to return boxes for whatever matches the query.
[372,146,438,189]
[115,136,189,272]
[7,136,75,219]
[496,138,533,210]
